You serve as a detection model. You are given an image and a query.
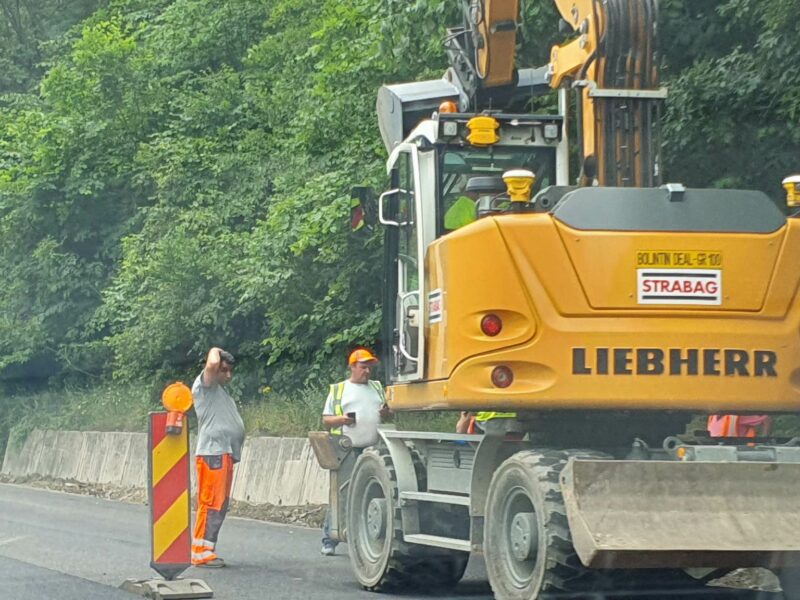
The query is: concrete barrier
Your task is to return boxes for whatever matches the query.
[2,429,328,506]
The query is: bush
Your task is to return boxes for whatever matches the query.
[240,387,324,437]
[2,382,159,455]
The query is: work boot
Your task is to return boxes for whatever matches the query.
[320,544,336,556]
[195,557,226,568]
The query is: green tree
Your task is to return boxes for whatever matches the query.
[0,0,797,419]
[661,0,800,194]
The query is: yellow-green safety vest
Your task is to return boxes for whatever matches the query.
[475,411,516,422]
[329,379,385,435]
[444,196,477,230]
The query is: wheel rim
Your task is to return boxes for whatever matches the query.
[502,486,539,587]
[367,497,387,543]
[358,477,388,562]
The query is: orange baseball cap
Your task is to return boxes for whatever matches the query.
[349,348,379,365]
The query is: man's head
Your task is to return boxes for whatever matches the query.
[217,350,235,385]
[348,348,378,384]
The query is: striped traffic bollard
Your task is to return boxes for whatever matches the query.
[149,410,191,579]
[120,383,213,599]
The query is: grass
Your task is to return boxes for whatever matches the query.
[6,380,800,444]
[2,381,465,453]
[23,374,800,448]
[240,387,460,437]
[6,382,800,461]
[240,387,323,437]
[3,382,159,453]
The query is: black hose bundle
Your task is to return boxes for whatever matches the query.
[594,0,661,187]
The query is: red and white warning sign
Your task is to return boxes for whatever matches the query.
[637,269,722,305]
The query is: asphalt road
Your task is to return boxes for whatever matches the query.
[0,483,783,600]
[0,483,492,600]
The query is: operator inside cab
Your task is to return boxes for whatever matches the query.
[444,170,536,232]
[443,176,508,231]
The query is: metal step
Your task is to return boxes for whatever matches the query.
[403,533,471,552]
[399,491,471,506]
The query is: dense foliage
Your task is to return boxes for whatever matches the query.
[0,0,798,436]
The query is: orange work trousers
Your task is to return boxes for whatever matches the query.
[192,454,234,565]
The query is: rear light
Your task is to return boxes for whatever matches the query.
[481,314,503,336]
[491,366,514,388]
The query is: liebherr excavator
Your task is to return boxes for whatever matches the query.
[311,1,800,598]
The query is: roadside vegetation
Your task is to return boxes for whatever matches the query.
[3,380,456,452]
[0,0,798,449]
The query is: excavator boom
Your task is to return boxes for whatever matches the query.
[549,0,663,186]
[443,0,664,186]
[445,0,522,110]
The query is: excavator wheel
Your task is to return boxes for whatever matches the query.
[484,449,614,599]
[347,446,469,592]
[485,449,724,599]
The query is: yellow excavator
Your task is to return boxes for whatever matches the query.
[312,1,800,597]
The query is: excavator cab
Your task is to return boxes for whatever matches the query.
[441,146,556,226]
[378,110,567,383]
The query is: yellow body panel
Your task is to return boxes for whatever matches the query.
[388,214,800,412]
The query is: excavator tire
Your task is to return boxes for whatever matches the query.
[347,446,469,592]
[484,449,613,599]
[485,449,722,599]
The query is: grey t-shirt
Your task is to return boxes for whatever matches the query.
[192,373,246,461]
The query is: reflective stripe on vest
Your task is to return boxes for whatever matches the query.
[368,380,385,403]
[330,381,346,435]
[475,411,516,423]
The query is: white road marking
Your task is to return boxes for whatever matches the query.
[0,536,27,546]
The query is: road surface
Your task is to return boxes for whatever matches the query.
[0,483,780,599]
[0,483,492,600]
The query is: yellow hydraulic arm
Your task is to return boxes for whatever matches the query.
[446,0,663,186]
[474,0,520,88]
[548,0,663,187]
[445,0,522,109]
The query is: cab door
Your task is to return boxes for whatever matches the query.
[379,144,427,382]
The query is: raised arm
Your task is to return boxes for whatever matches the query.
[201,347,222,386]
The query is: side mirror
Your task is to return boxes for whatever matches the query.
[350,186,377,232]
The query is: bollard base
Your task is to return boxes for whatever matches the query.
[120,577,213,599]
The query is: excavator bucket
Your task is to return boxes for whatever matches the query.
[561,458,800,569]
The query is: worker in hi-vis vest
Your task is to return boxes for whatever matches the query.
[456,411,517,434]
[320,348,390,556]
[190,347,244,568]
[707,414,771,438]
